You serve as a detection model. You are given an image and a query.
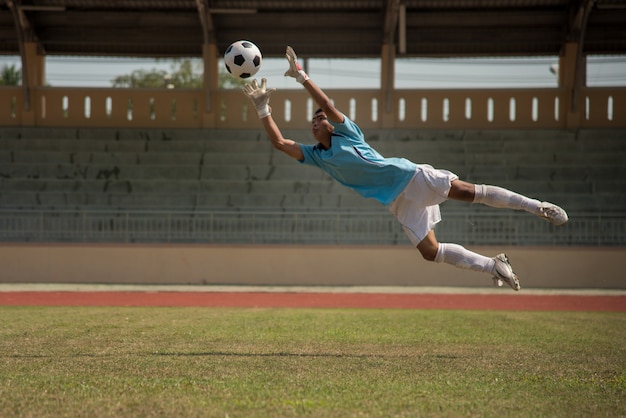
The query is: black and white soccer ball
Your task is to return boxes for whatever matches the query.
[224,40,262,79]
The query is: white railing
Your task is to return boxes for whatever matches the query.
[1,86,625,129]
[1,209,624,246]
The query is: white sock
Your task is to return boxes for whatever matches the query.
[473,184,540,214]
[434,243,495,275]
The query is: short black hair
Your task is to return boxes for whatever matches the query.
[314,108,323,114]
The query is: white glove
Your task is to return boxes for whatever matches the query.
[284,46,309,84]
[242,78,276,119]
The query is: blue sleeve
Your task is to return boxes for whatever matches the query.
[329,114,364,144]
[298,144,319,166]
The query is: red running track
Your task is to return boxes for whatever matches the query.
[0,291,625,312]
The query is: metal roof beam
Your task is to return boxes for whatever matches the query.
[196,0,215,44]
[568,0,595,112]
[6,0,37,110]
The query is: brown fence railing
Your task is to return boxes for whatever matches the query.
[1,86,625,129]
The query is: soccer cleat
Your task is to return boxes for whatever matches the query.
[537,202,568,226]
[492,253,520,291]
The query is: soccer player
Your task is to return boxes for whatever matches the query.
[243,46,568,291]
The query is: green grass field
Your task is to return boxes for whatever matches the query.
[0,306,624,417]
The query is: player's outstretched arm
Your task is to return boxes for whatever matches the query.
[260,116,304,160]
[242,78,304,161]
[284,46,344,124]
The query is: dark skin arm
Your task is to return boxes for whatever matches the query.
[259,114,304,161]
[242,77,304,161]
[250,47,345,160]
[258,76,341,160]
[283,45,343,124]
[301,78,344,124]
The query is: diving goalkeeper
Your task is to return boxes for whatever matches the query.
[243,46,568,291]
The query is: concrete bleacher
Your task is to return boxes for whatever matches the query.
[0,126,625,215]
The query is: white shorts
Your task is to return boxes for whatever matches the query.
[388,164,458,246]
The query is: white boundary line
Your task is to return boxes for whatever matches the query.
[0,283,624,296]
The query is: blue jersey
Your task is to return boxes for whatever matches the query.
[299,115,417,205]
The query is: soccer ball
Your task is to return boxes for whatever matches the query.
[224,40,262,79]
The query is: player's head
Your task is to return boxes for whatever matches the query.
[311,108,333,141]
[312,108,326,123]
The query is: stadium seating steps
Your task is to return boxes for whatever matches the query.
[1,127,624,215]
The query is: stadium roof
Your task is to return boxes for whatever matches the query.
[1,0,626,59]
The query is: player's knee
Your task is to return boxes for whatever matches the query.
[417,245,438,262]
[421,251,437,262]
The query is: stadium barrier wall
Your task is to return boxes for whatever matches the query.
[1,86,625,129]
[0,243,623,290]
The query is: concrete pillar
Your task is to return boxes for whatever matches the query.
[202,42,218,128]
[21,41,44,125]
[380,43,395,128]
[560,42,586,128]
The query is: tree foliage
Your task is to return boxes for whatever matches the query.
[218,72,248,89]
[111,59,248,89]
[0,64,21,86]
